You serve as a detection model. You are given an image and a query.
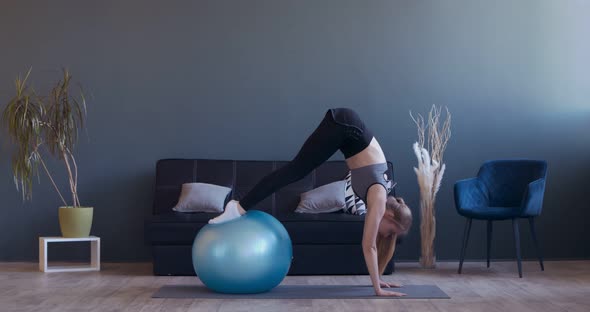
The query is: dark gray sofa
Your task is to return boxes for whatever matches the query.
[145,159,397,276]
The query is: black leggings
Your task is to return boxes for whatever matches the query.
[240,109,371,209]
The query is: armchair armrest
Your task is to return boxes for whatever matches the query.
[521,178,546,216]
[454,178,489,210]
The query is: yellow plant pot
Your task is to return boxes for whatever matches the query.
[58,207,93,238]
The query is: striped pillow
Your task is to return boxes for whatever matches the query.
[344,171,366,215]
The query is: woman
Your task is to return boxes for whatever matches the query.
[209,108,413,297]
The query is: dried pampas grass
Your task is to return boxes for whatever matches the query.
[410,105,451,268]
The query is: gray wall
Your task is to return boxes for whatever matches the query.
[0,0,589,262]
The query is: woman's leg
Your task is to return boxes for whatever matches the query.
[209,111,346,223]
[240,113,345,209]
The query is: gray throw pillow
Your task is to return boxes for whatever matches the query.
[295,180,346,214]
[172,182,232,213]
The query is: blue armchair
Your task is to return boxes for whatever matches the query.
[454,159,547,277]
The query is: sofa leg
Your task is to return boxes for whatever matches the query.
[487,220,493,268]
[528,217,545,271]
[458,218,472,274]
[512,218,523,278]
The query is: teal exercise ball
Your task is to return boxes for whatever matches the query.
[192,210,293,294]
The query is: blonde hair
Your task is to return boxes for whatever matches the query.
[377,196,412,274]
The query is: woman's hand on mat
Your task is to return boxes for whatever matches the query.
[376,288,407,297]
[380,280,402,288]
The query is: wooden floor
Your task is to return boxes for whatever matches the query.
[0,261,588,312]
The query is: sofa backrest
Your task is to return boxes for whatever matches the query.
[153,159,394,215]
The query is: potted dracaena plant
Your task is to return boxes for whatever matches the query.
[2,68,91,237]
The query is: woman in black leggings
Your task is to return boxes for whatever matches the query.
[210,108,413,297]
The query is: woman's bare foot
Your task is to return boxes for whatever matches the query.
[208,200,246,224]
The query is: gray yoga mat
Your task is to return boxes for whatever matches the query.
[153,284,450,299]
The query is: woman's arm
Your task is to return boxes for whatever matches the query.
[362,187,405,297]
[361,198,385,294]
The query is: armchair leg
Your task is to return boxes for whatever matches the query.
[512,219,523,278]
[528,217,545,271]
[487,220,493,268]
[458,218,472,274]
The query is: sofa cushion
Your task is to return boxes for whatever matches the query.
[278,212,364,222]
[146,213,212,245]
[146,211,365,245]
[149,212,217,223]
[279,212,365,245]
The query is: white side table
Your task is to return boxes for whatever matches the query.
[39,236,101,272]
